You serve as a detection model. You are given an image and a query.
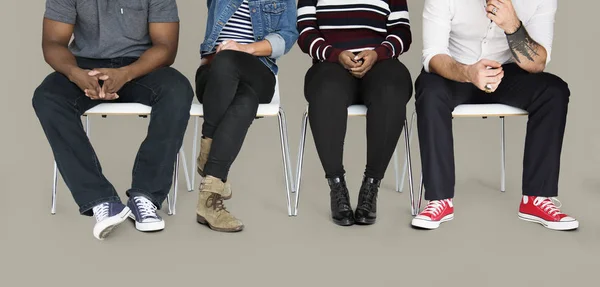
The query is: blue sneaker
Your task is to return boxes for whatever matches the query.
[92,202,131,240]
[127,196,165,232]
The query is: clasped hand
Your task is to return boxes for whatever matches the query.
[70,67,131,100]
[339,50,378,78]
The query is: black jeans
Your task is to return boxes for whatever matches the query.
[33,57,194,215]
[195,50,275,180]
[415,64,570,200]
[304,60,413,180]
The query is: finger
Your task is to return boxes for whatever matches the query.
[483,67,503,76]
[487,12,499,21]
[98,74,109,81]
[480,59,502,68]
[88,70,102,76]
[488,0,504,8]
[354,51,367,61]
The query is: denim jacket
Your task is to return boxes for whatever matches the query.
[201,0,299,75]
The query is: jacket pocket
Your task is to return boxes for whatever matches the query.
[261,1,287,33]
[117,0,148,41]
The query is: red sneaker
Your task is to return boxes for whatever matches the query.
[411,199,454,229]
[518,196,578,231]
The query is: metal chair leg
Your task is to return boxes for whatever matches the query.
[168,152,180,215]
[404,120,416,216]
[179,145,192,192]
[500,117,506,193]
[394,148,400,192]
[400,110,416,192]
[191,117,199,191]
[417,173,424,214]
[51,161,58,215]
[277,108,293,216]
[294,109,309,216]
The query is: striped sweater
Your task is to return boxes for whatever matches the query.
[297,0,412,62]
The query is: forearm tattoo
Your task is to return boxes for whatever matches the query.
[506,22,540,63]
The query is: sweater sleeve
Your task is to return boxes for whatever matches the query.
[375,0,412,61]
[296,0,343,62]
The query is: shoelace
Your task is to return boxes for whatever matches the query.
[332,183,351,209]
[533,197,562,217]
[134,196,158,219]
[359,184,377,210]
[206,193,228,212]
[422,200,448,217]
[92,203,110,222]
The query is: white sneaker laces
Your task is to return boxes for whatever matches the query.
[422,200,447,217]
[533,197,562,216]
[92,203,110,222]
[134,196,158,219]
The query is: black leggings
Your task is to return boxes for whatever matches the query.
[195,50,276,180]
[304,59,413,180]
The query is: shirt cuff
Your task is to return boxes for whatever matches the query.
[375,45,393,61]
[44,10,76,25]
[265,33,285,59]
[325,47,343,62]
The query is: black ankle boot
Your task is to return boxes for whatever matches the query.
[328,177,355,226]
[355,177,381,225]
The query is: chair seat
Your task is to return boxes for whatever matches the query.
[348,105,368,116]
[190,101,280,117]
[452,104,528,117]
[84,103,152,116]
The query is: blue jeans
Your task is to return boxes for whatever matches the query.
[33,57,193,216]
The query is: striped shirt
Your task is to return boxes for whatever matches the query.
[297,0,412,62]
[203,0,255,56]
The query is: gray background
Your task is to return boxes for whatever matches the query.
[1,1,598,286]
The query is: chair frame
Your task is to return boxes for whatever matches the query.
[294,105,417,216]
[188,77,295,216]
[50,107,189,216]
[399,104,528,214]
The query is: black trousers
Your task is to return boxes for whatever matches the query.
[415,64,570,200]
[33,57,194,215]
[304,59,413,180]
[195,50,276,181]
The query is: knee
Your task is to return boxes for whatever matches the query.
[210,50,241,75]
[153,67,194,108]
[539,73,570,104]
[414,72,452,112]
[32,82,58,119]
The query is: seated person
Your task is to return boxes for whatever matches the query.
[411,0,577,231]
[33,0,193,240]
[194,0,298,232]
[297,0,413,226]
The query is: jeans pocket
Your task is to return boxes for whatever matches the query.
[261,1,287,33]
[117,0,148,40]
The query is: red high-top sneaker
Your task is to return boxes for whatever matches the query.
[411,199,454,229]
[518,196,578,231]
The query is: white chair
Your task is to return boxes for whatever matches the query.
[400,103,528,213]
[295,105,417,216]
[188,77,295,216]
[50,103,191,216]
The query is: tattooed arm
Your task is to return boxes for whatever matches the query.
[486,0,557,73]
[505,22,547,73]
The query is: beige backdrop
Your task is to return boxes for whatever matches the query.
[1,1,598,286]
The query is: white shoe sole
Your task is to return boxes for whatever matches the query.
[518,213,579,231]
[93,207,132,240]
[128,214,165,232]
[411,214,454,230]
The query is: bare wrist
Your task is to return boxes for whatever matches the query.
[245,44,257,55]
[119,66,134,82]
[66,66,81,82]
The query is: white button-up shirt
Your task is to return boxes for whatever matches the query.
[422,0,557,72]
